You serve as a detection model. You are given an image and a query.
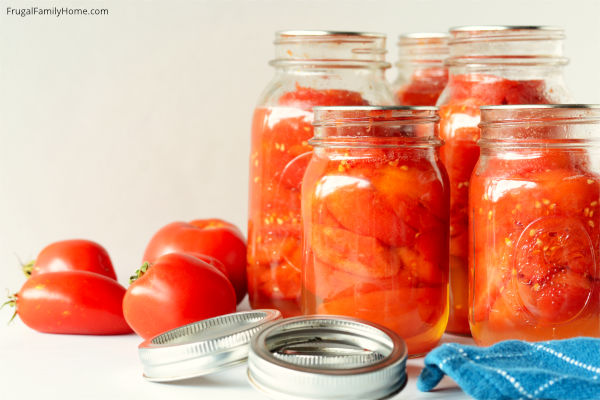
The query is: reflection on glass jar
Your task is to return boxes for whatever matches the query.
[437,26,572,334]
[470,105,600,346]
[392,33,449,106]
[248,31,393,317]
[302,106,449,356]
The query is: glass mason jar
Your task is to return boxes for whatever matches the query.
[302,106,450,356]
[248,31,393,317]
[437,26,572,334]
[470,105,600,346]
[392,33,449,106]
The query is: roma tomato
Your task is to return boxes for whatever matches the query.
[143,219,247,303]
[123,253,236,339]
[185,253,229,278]
[24,239,117,280]
[8,271,131,335]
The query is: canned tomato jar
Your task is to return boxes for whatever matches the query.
[438,26,572,334]
[301,106,450,356]
[392,33,449,106]
[470,105,600,346]
[247,31,393,317]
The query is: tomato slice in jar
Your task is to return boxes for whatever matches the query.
[248,234,301,266]
[311,224,398,279]
[394,229,448,287]
[320,175,417,247]
[472,171,600,328]
[371,164,448,222]
[247,261,301,301]
[447,75,549,105]
[317,288,446,338]
[513,216,596,324]
[396,67,448,106]
[304,258,390,301]
[278,85,370,109]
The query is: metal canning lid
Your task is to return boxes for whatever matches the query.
[138,309,281,382]
[247,315,408,400]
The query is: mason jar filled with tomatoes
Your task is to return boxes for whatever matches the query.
[301,106,450,356]
[392,33,449,106]
[470,105,600,345]
[437,26,572,334]
[248,31,394,317]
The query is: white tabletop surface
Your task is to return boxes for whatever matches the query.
[0,300,473,400]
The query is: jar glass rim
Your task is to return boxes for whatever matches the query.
[481,104,600,111]
[447,25,566,66]
[272,30,389,69]
[311,106,441,147]
[314,105,438,112]
[313,106,439,126]
[480,104,600,126]
[275,30,386,42]
[479,105,600,146]
[450,25,563,33]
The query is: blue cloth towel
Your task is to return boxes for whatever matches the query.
[417,338,600,400]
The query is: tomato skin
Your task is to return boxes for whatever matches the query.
[184,253,229,278]
[123,253,236,339]
[142,219,247,304]
[16,271,131,335]
[29,239,117,280]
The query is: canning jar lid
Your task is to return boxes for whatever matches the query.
[247,315,408,400]
[138,309,282,382]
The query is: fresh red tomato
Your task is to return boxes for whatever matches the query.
[143,219,247,303]
[123,253,236,339]
[24,239,116,280]
[183,253,229,278]
[7,271,131,335]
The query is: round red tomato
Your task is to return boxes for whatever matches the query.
[10,271,131,335]
[142,219,247,303]
[513,216,595,324]
[123,252,236,339]
[184,253,229,278]
[25,239,117,280]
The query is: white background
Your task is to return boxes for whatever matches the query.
[1,1,599,398]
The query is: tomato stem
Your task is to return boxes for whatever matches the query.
[129,262,150,284]
[1,293,18,324]
[21,260,35,277]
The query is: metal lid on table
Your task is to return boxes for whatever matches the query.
[247,315,408,400]
[138,309,282,382]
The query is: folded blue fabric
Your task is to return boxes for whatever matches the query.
[417,338,600,400]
